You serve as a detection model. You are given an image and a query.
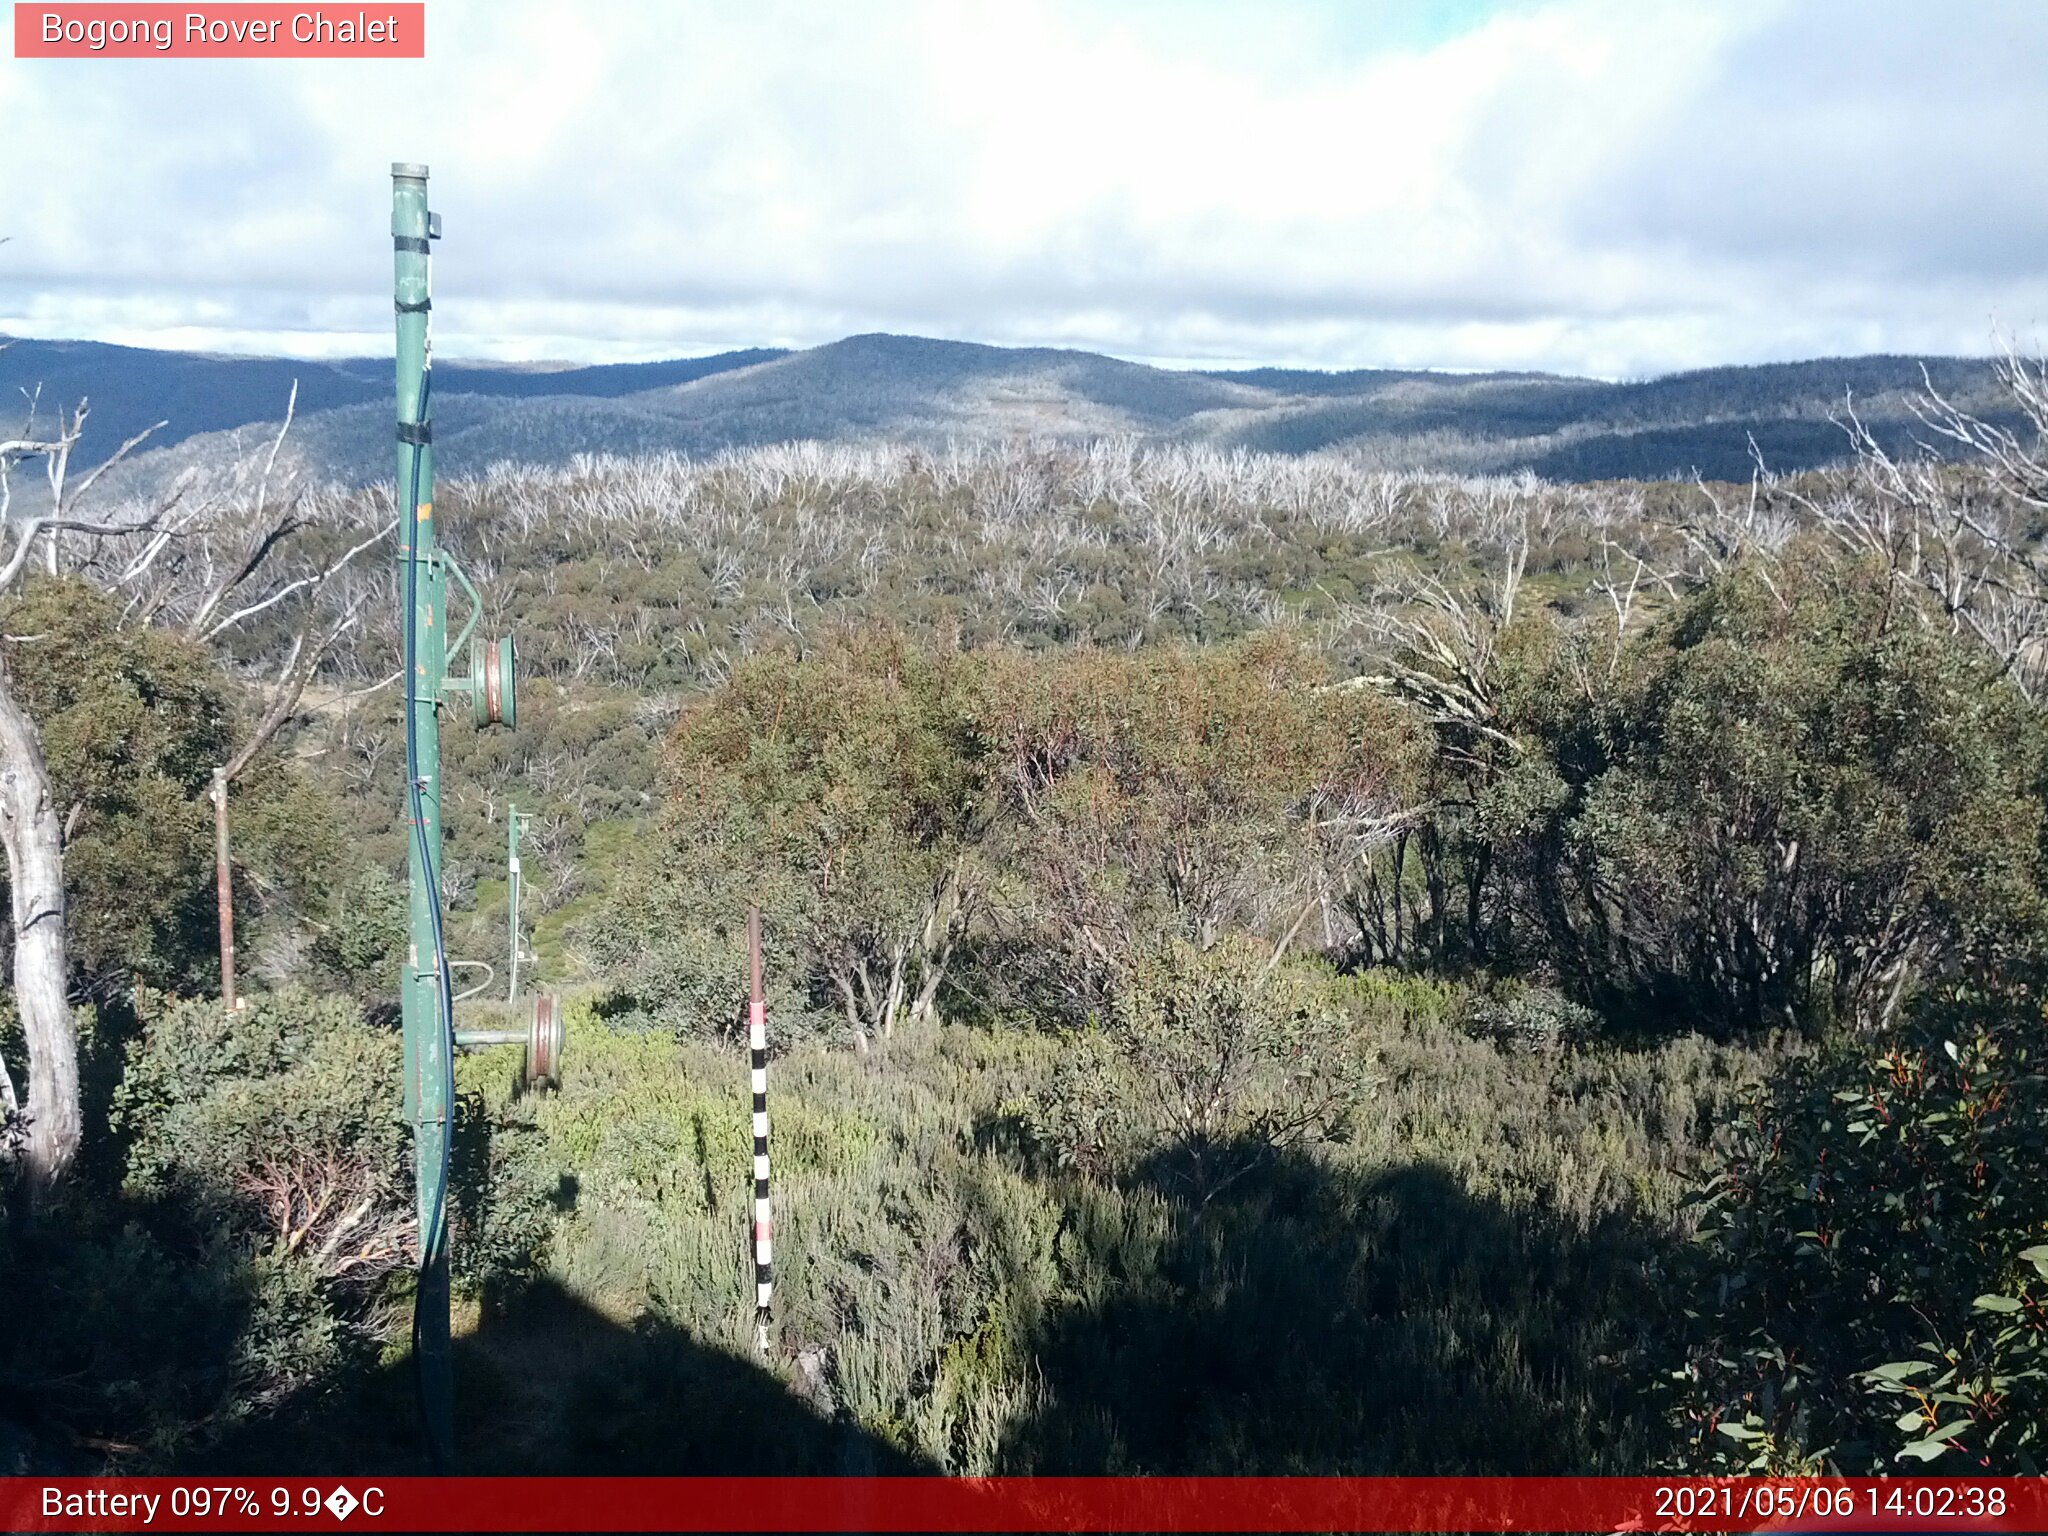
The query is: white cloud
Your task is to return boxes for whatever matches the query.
[0,0,2043,375]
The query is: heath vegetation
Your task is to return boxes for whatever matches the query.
[2,358,2047,1475]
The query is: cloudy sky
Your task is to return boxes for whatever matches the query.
[2,0,2044,377]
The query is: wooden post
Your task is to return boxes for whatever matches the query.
[212,765,236,1010]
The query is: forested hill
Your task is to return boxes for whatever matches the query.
[2,330,2016,489]
[0,335,784,461]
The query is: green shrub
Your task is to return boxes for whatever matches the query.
[0,577,352,995]
[594,628,989,1050]
[1020,951,1417,1191]
[977,633,1419,1002]
[1460,981,1599,1055]
[309,868,408,1003]
[579,921,818,1044]
[114,989,412,1289]
[117,985,553,1308]
[449,1090,558,1301]
[1671,973,2048,1472]
[1003,986,1765,1474]
[0,1197,347,1467]
[1499,558,2048,1033]
[1013,1023,1126,1178]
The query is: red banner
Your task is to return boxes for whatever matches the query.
[13,4,424,58]
[3,1477,2045,1533]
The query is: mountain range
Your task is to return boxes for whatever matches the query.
[0,331,2017,493]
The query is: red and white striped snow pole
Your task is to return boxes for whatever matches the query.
[747,905,773,1354]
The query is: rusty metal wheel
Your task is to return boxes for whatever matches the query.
[470,634,517,729]
[523,992,563,1088]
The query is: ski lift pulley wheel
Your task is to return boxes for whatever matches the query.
[524,993,564,1089]
[471,634,517,729]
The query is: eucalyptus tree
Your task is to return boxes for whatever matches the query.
[0,388,389,1191]
[604,625,992,1051]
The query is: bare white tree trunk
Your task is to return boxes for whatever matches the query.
[0,1021,18,1127]
[213,766,237,1010]
[0,661,79,1190]
[881,944,907,1040]
[830,972,870,1055]
[907,965,945,1028]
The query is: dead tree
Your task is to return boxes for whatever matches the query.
[1826,353,2048,699]
[1334,509,1532,962]
[1654,352,2048,701]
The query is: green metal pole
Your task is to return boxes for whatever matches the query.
[393,160,453,1467]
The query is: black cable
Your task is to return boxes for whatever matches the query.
[400,361,457,1473]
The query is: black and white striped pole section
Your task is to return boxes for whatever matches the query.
[747,905,774,1355]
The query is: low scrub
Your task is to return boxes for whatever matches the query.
[466,983,1769,1474]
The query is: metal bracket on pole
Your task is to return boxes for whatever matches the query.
[438,553,518,729]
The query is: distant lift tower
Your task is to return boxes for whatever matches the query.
[507,804,533,1002]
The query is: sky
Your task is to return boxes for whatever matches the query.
[2,0,2045,378]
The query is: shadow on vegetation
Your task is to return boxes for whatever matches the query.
[202,1277,933,1476]
[7,1144,1678,1479]
[2,1116,923,1477]
[8,1059,1678,1479]
[1002,1146,1679,1475]
[939,935,1091,1033]
[0,1185,267,1475]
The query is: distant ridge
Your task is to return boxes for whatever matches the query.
[0,336,785,462]
[0,332,2017,491]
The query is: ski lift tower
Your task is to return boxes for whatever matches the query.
[392,162,539,1465]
